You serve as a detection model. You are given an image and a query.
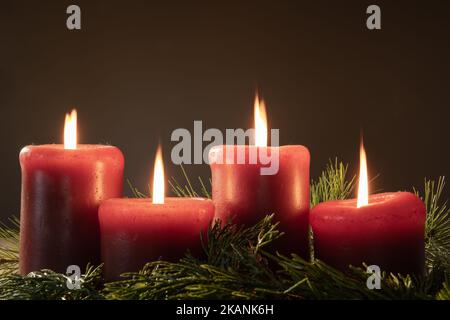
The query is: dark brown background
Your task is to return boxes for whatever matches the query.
[1,0,449,221]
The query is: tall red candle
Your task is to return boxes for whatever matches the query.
[19,110,124,274]
[310,141,426,274]
[99,146,214,280]
[209,96,310,258]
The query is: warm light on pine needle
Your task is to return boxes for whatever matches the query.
[254,94,268,147]
[64,109,77,150]
[357,139,369,208]
[152,145,165,204]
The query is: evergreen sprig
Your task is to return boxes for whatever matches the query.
[415,177,450,273]
[0,264,103,300]
[436,282,450,300]
[272,254,430,300]
[169,165,211,198]
[310,159,355,207]
[0,217,19,276]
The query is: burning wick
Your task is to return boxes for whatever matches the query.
[152,145,165,204]
[64,109,77,150]
[357,139,369,208]
[254,94,268,147]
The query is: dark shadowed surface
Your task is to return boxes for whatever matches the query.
[0,0,449,221]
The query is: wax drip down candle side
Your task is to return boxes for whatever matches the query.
[310,139,426,275]
[99,145,214,281]
[19,110,125,275]
[209,93,310,259]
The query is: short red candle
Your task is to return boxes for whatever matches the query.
[209,145,310,258]
[19,144,124,275]
[310,192,426,274]
[99,198,214,280]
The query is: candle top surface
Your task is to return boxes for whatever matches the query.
[311,191,425,221]
[99,197,215,220]
[22,144,117,151]
[321,192,400,208]
[102,197,212,207]
[20,144,123,158]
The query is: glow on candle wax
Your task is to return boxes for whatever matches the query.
[357,139,369,208]
[254,94,268,147]
[64,109,77,150]
[152,145,165,204]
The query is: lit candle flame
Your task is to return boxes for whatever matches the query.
[152,145,165,204]
[254,94,268,147]
[357,139,369,208]
[64,109,77,150]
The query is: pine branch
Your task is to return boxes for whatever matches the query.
[204,215,283,268]
[421,177,450,248]
[436,282,450,300]
[271,253,434,300]
[0,217,20,276]
[0,264,104,300]
[414,177,450,273]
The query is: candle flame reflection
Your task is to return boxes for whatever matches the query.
[64,109,77,150]
[357,138,369,208]
[254,93,268,147]
[152,145,165,204]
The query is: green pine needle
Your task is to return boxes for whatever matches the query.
[126,179,147,198]
[436,282,450,300]
[414,177,450,273]
[310,158,356,207]
[169,164,211,198]
[0,217,20,276]
[272,253,433,300]
[0,264,104,300]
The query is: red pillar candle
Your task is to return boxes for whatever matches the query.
[310,141,426,274]
[99,146,214,280]
[310,192,425,274]
[19,110,124,275]
[99,198,214,280]
[209,96,310,258]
